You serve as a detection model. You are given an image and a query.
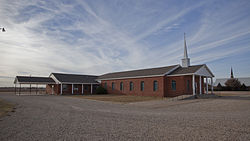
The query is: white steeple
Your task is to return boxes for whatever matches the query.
[181,33,190,67]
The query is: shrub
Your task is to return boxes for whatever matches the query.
[240,83,247,91]
[95,86,107,94]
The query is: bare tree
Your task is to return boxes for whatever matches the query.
[225,78,241,90]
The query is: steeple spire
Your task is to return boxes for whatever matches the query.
[231,67,234,78]
[184,33,188,58]
[181,33,190,67]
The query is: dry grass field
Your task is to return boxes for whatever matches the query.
[213,91,250,96]
[0,99,14,118]
[68,94,163,103]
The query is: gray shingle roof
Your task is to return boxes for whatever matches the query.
[214,77,250,86]
[169,65,204,75]
[98,65,179,80]
[51,73,99,84]
[15,76,55,84]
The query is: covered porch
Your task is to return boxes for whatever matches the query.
[191,65,214,96]
[47,83,99,95]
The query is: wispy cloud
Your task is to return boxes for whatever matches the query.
[0,0,250,86]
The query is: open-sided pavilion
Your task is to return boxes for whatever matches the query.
[14,76,55,95]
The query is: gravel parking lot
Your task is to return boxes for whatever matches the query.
[0,93,250,141]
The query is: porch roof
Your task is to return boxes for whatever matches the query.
[168,64,214,77]
[50,73,99,84]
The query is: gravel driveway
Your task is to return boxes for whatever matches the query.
[0,93,250,141]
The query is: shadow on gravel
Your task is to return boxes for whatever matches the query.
[182,94,250,101]
[217,95,250,100]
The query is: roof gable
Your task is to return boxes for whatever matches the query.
[195,65,214,77]
[97,65,179,80]
[168,64,214,77]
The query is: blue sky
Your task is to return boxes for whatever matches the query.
[0,0,250,86]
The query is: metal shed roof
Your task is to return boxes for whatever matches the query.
[214,77,250,86]
[14,76,55,84]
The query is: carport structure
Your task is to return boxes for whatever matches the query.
[14,76,56,95]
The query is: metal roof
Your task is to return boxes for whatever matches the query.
[15,76,55,84]
[51,73,99,84]
[97,65,179,80]
[214,77,250,86]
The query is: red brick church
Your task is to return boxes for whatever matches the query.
[97,34,214,97]
[14,34,214,97]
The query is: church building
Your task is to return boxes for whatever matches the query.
[97,34,214,97]
[14,34,214,97]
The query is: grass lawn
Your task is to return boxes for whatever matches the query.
[68,94,163,103]
[0,99,14,118]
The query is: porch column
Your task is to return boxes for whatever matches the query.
[192,74,195,96]
[206,77,208,94]
[82,84,83,94]
[30,84,31,94]
[91,84,93,94]
[60,83,63,95]
[36,84,38,94]
[199,76,202,95]
[72,84,74,94]
[19,83,21,96]
[14,83,16,95]
[211,77,214,94]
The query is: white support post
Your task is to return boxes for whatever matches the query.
[211,78,214,94]
[60,83,63,95]
[72,84,74,94]
[199,76,202,95]
[19,83,21,96]
[36,84,38,95]
[91,84,93,94]
[14,83,16,95]
[82,84,84,94]
[192,74,195,96]
[52,85,54,95]
[30,84,32,94]
[206,77,208,94]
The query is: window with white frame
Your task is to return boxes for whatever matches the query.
[73,85,78,91]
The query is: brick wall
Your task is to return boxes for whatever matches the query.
[165,75,204,97]
[46,84,61,95]
[101,76,165,97]
[100,75,205,97]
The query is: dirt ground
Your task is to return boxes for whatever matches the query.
[0,92,250,141]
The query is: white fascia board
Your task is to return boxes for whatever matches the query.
[204,64,215,77]
[96,74,165,81]
[49,74,61,84]
[164,65,181,75]
[194,65,214,77]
